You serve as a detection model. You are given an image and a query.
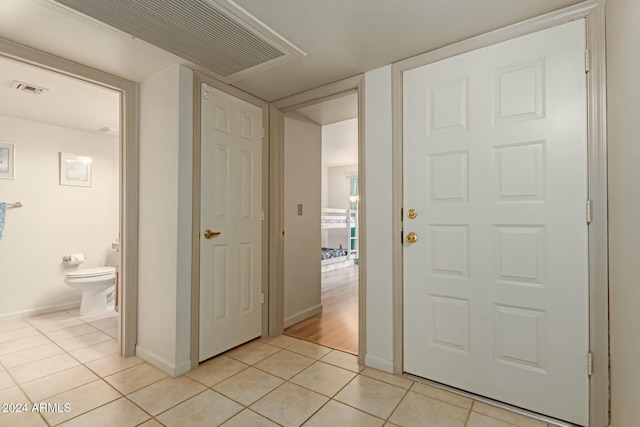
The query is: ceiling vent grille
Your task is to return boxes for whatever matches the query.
[51,0,305,82]
[11,81,49,95]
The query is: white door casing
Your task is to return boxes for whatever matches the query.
[403,20,588,425]
[199,84,263,361]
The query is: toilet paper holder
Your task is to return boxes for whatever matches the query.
[62,254,86,263]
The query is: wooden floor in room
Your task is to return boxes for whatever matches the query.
[285,265,358,355]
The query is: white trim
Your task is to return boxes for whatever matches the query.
[136,345,191,377]
[394,1,600,74]
[584,3,609,426]
[391,1,608,425]
[284,304,323,329]
[0,37,139,358]
[392,64,404,376]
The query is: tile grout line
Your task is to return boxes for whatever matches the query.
[145,387,211,425]
[4,310,552,427]
[383,383,411,425]
[1,312,133,427]
[203,345,358,426]
[0,348,51,427]
[464,400,476,427]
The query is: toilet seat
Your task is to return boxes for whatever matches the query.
[65,267,115,279]
[64,267,116,315]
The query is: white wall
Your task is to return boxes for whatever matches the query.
[283,115,322,327]
[325,164,357,249]
[363,66,394,371]
[322,118,359,166]
[0,116,119,319]
[607,0,640,424]
[137,64,193,376]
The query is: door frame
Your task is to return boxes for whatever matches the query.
[190,71,270,368]
[391,0,608,425]
[269,75,367,364]
[0,37,140,357]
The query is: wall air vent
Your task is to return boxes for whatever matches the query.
[50,0,305,82]
[11,81,49,95]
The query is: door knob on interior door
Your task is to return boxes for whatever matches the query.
[203,230,221,239]
[405,232,418,243]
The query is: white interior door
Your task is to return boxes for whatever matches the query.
[403,20,589,425]
[200,85,263,362]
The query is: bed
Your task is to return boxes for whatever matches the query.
[321,208,358,271]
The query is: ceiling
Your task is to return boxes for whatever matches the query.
[0,55,119,135]
[294,93,358,126]
[0,0,584,103]
[230,0,584,101]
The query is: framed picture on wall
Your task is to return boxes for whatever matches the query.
[60,152,92,187]
[0,142,15,180]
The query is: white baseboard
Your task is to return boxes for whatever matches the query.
[0,301,81,321]
[284,304,322,329]
[365,354,394,373]
[135,345,191,377]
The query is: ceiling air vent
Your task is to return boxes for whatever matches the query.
[51,0,305,82]
[11,81,49,95]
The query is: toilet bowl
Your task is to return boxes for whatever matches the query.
[64,267,116,316]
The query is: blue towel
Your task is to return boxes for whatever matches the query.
[0,202,5,240]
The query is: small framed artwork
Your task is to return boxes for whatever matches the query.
[0,142,15,180]
[60,152,92,187]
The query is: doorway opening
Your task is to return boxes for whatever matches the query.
[0,39,139,357]
[0,55,122,345]
[282,93,359,355]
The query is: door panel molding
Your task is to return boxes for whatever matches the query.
[191,71,269,368]
[391,1,607,425]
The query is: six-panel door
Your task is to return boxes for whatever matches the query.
[200,86,263,362]
[403,20,589,425]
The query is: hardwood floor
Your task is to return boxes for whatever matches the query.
[285,265,358,355]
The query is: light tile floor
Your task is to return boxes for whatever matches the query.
[0,310,560,426]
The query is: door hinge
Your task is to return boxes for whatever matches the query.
[260,293,265,304]
[585,49,590,73]
[261,210,265,221]
[587,352,593,376]
[586,199,592,224]
[202,83,210,100]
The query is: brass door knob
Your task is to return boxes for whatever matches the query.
[407,209,417,219]
[406,232,418,243]
[203,230,221,239]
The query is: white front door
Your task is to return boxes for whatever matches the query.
[199,85,263,362]
[403,20,589,425]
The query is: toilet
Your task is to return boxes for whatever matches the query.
[64,267,116,315]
